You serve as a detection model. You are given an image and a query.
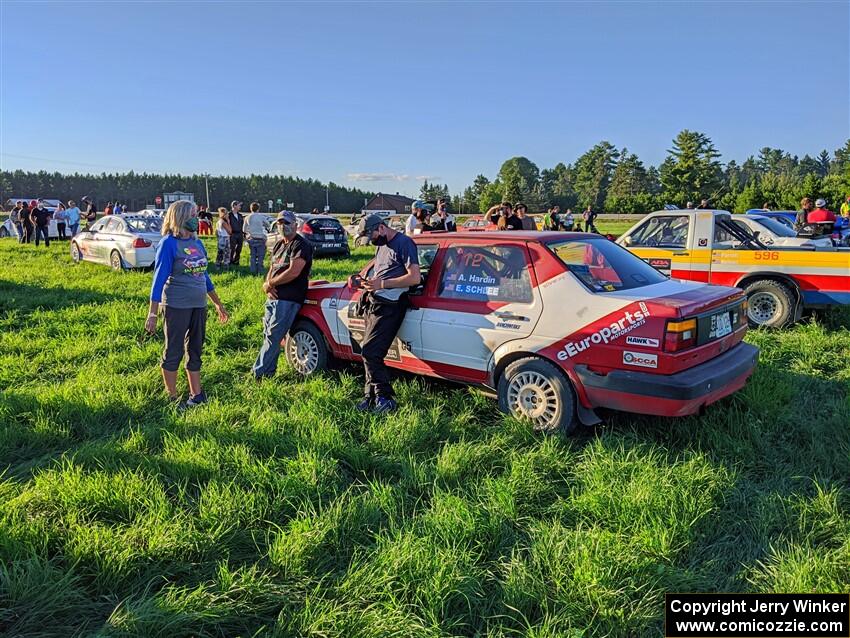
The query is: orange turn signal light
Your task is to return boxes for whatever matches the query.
[666,319,696,333]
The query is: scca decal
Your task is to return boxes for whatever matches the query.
[623,350,657,368]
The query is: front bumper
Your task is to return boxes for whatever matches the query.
[574,342,759,417]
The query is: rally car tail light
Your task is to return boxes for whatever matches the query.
[300,223,313,234]
[132,238,151,248]
[664,318,696,352]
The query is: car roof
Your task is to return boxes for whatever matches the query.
[412,230,593,242]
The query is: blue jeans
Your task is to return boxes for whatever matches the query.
[68,223,79,236]
[252,299,301,378]
[248,238,267,274]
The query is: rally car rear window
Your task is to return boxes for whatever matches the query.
[546,238,667,292]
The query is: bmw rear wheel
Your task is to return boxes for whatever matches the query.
[110,250,125,271]
[70,242,82,263]
[498,357,577,435]
[285,321,328,375]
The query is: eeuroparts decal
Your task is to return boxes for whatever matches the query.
[556,302,651,361]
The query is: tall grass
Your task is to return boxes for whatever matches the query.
[1,232,848,637]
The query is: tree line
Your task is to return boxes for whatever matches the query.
[441,132,850,214]
[0,171,375,213]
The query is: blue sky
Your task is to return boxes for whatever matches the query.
[1,1,848,197]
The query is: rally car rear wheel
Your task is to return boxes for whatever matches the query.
[70,242,82,263]
[110,250,125,271]
[498,357,577,435]
[285,321,328,375]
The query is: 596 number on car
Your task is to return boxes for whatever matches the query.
[754,251,780,261]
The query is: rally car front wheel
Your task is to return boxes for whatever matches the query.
[498,357,578,435]
[285,321,328,375]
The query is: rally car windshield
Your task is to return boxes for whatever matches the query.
[546,238,668,292]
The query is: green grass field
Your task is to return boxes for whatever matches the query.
[1,228,849,637]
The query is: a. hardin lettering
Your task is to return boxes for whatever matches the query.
[557,303,650,360]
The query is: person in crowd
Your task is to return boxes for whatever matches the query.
[549,205,562,230]
[515,202,537,230]
[145,200,229,408]
[253,211,314,379]
[486,202,514,227]
[65,200,81,236]
[350,214,421,413]
[228,200,245,266]
[20,201,33,243]
[696,198,711,210]
[10,201,24,242]
[30,200,52,247]
[114,202,123,215]
[197,205,213,235]
[54,202,67,239]
[311,208,320,215]
[808,198,836,224]
[215,207,232,270]
[104,202,114,216]
[762,202,772,211]
[582,205,598,233]
[562,208,575,231]
[685,201,694,209]
[244,201,268,274]
[405,200,432,236]
[795,197,814,230]
[542,208,553,230]
[83,197,98,228]
[839,195,850,221]
[430,199,456,231]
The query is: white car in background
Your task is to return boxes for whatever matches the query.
[1,212,68,240]
[70,214,163,270]
[732,214,832,248]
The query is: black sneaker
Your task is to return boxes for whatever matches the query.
[372,396,398,414]
[355,397,373,412]
[184,392,208,408]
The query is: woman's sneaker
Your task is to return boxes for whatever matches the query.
[184,392,208,408]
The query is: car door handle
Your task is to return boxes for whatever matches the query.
[495,312,529,321]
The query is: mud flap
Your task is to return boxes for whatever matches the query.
[576,401,602,426]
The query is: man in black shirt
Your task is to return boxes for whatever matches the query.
[228,200,244,266]
[83,197,98,228]
[30,201,52,247]
[253,211,313,379]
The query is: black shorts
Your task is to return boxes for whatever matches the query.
[161,306,207,372]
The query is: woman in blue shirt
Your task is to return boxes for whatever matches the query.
[145,200,229,408]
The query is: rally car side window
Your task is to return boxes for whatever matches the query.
[624,215,690,248]
[438,245,532,303]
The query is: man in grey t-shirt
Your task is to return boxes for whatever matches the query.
[349,215,420,414]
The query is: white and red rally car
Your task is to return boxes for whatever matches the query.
[284,231,759,433]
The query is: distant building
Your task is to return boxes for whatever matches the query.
[163,191,195,206]
[363,192,415,216]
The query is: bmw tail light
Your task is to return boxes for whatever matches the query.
[132,237,151,248]
[664,318,696,352]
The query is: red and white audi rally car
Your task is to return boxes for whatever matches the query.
[284,231,759,433]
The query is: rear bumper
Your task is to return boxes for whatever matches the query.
[574,342,759,417]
